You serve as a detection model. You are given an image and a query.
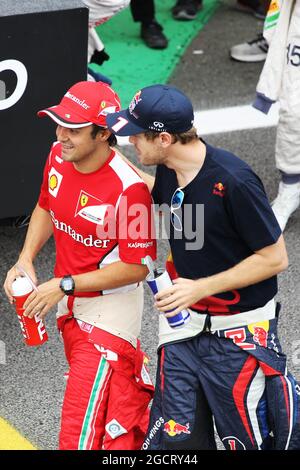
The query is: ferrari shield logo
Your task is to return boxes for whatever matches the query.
[75,190,112,225]
[80,194,88,207]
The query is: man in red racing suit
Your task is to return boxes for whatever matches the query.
[4,81,156,450]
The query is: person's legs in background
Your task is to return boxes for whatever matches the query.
[171,0,203,21]
[269,2,300,231]
[230,33,269,62]
[85,1,130,83]
[85,1,130,64]
[235,0,270,19]
[271,175,300,232]
[230,1,270,62]
[87,27,112,84]
[130,0,168,49]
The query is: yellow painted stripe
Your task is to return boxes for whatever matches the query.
[0,417,36,450]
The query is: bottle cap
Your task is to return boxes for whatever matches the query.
[12,277,33,296]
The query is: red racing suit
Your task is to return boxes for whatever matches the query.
[38,142,156,450]
[59,317,154,450]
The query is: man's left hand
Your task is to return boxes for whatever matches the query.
[23,278,64,320]
[155,277,207,316]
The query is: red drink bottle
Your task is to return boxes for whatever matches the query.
[12,277,48,346]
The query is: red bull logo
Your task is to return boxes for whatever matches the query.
[248,321,269,348]
[129,90,142,114]
[213,182,226,197]
[253,326,268,347]
[163,419,191,437]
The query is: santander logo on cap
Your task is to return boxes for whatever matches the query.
[64,91,90,110]
[38,81,121,128]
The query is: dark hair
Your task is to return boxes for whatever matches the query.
[91,124,117,147]
[144,126,198,145]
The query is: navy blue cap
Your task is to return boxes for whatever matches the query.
[106,84,194,136]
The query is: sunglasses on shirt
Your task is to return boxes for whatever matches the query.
[170,187,184,232]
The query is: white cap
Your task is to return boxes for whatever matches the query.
[12,277,33,296]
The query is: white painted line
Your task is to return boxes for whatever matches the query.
[194,102,280,135]
[116,103,280,146]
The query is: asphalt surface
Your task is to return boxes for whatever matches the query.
[0,0,300,450]
[0,0,83,16]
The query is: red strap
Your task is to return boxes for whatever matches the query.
[57,296,75,332]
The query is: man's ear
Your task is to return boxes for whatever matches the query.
[97,129,111,142]
[159,132,173,148]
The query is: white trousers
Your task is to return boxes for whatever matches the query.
[83,0,130,59]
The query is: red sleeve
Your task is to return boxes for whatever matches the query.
[117,182,157,265]
[38,155,51,211]
[38,142,59,211]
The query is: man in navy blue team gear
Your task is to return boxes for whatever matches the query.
[106,84,300,450]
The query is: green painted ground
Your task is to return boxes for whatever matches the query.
[90,0,219,106]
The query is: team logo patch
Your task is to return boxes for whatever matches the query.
[222,436,246,450]
[225,327,256,350]
[213,182,226,197]
[268,0,280,14]
[105,419,127,439]
[98,104,118,117]
[139,356,153,386]
[77,320,94,333]
[49,175,58,190]
[48,167,63,198]
[153,121,164,128]
[80,194,88,207]
[129,90,142,116]
[163,419,191,437]
[248,321,269,348]
[75,190,113,225]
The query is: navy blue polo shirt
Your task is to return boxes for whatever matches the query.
[152,142,282,314]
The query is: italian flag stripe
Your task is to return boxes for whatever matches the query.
[78,356,110,450]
